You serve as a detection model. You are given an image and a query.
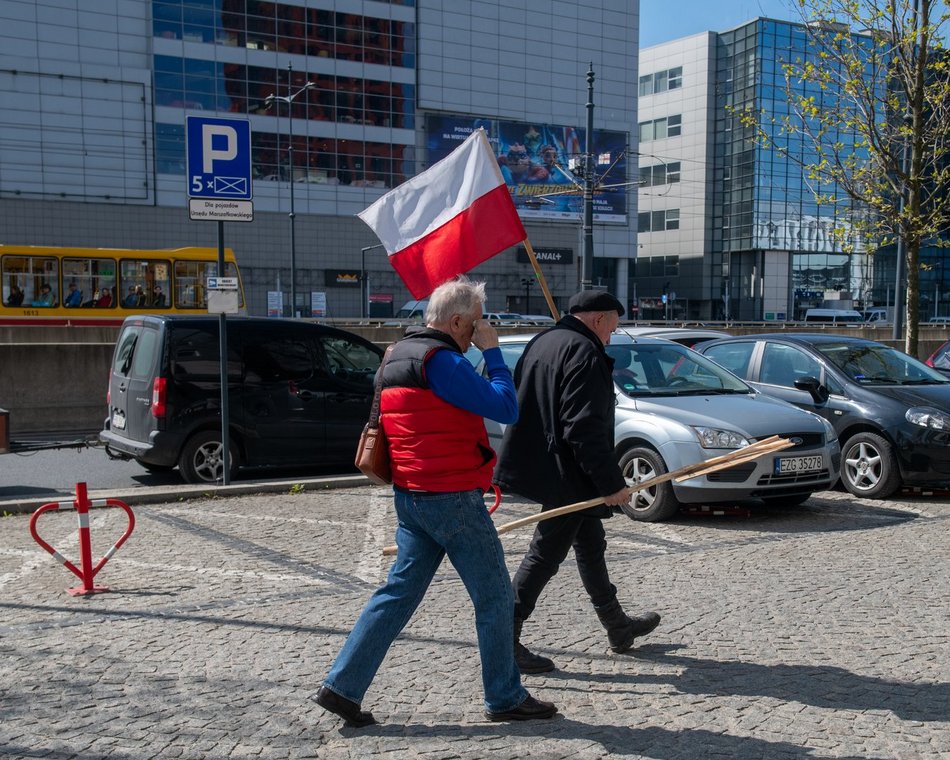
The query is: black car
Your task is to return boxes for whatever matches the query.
[698,334,950,498]
[101,316,382,483]
[926,339,950,378]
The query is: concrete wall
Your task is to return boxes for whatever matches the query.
[1,324,947,436]
[0,342,114,434]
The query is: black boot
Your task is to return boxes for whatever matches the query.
[514,617,556,674]
[594,599,660,653]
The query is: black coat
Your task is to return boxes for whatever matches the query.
[494,316,626,515]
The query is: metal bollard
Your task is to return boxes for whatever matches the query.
[29,482,135,596]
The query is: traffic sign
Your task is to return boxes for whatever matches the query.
[186,116,252,201]
[207,276,239,290]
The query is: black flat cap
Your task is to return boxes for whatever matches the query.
[568,290,625,316]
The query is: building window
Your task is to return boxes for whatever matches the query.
[668,114,682,137]
[155,57,416,129]
[639,162,681,186]
[668,66,683,90]
[153,2,416,66]
[639,66,683,95]
[639,74,653,97]
[639,209,680,232]
[638,115,682,142]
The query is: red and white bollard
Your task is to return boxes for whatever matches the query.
[29,482,135,596]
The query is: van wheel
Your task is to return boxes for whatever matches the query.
[841,432,901,498]
[178,431,239,484]
[618,447,680,522]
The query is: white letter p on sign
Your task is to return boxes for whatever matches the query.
[202,124,238,172]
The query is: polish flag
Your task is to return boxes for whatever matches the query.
[358,128,526,299]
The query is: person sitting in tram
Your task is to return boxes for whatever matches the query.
[64,282,83,307]
[95,287,113,307]
[31,283,56,307]
[5,284,24,306]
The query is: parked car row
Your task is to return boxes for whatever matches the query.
[101,317,950,520]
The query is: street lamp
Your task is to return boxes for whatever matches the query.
[521,276,533,313]
[581,64,595,290]
[265,63,313,318]
[361,244,383,319]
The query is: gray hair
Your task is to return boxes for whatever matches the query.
[425,275,486,324]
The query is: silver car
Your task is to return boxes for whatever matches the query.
[473,331,841,522]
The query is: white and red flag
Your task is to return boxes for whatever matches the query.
[358,128,526,299]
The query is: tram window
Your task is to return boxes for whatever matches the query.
[62,257,117,308]
[174,260,242,308]
[1,255,60,307]
[119,259,172,308]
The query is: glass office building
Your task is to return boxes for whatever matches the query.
[638,18,949,321]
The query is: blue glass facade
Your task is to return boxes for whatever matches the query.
[152,1,417,189]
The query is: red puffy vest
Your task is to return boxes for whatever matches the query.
[380,332,495,492]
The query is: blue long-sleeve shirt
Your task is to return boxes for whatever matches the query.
[426,346,518,424]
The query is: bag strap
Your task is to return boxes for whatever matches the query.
[368,343,396,428]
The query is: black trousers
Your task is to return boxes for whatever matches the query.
[511,510,617,621]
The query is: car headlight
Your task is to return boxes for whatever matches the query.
[691,426,750,449]
[906,406,950,430]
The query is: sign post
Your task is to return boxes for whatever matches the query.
[186,116,254,485]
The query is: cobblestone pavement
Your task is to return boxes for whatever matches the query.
[1,486,948,759]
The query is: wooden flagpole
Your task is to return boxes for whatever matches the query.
[381,436,794,556]
[522,238,560,320]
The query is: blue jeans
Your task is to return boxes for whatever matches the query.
[324,487,527,713]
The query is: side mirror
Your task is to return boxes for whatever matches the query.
[793,376,829,403]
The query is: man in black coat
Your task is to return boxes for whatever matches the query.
[494,290,661,673]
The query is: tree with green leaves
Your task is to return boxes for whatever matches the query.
[741,0,950,354]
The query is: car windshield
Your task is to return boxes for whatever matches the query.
[815,342,950,385]
[607,342,752,397]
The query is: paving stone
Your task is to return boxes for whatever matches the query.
[0,488,947,758]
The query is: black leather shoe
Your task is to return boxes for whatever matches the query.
[514,617,556,674]
[515,642,556,674]
[313,685,376,727]
[485,694,558,722]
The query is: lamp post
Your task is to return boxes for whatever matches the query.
[265,63,313,317]
[361,244,383,319]
[521,276,533,314]
[581,63,596,291]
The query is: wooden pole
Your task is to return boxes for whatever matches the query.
[522,238,560,320]
[381,437,794,555]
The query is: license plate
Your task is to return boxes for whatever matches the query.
[774,455,822,474]
[111,412,126,430]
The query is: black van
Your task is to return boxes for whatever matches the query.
[101,316,382,483]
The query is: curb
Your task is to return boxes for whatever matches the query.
[0,473,372,515]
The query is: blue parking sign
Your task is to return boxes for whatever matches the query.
[186,116,252,200]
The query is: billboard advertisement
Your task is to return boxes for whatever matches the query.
[425,114,628,224]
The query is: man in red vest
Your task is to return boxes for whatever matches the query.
[315,276,558,727]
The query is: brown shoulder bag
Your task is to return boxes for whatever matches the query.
[355,344,395,485]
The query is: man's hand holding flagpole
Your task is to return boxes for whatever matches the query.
[358,128,560,319]
[381,436,795,556]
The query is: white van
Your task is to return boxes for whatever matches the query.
[804,308,864,325]
[394,299,428,320]
[860,307,891,324]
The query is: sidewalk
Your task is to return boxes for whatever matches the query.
[1,486,948,758]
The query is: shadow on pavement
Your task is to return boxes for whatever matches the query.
[354,719,871,758]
